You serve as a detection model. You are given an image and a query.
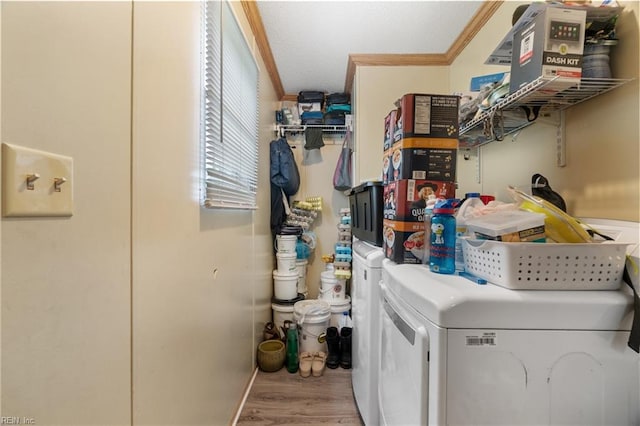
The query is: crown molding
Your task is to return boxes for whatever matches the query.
[344,53,450,95]
[241,0,285,100]
[445,0,504,63]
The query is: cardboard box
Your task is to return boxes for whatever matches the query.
[383,139,457,184]
[510,5,586,94]
[383,110,397,152]
[470,72,508,91]
[394,94,459,140]
[383,179,456,222]
[383,219,425,264]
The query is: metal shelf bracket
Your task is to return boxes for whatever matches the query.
[557,110,566,167]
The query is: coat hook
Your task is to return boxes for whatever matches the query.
[26,173,40,190]
[54,177,67,192]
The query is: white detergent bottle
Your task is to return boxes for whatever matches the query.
[455,193,484,272]
[338,311,353,332]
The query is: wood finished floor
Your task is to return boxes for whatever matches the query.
[237,366,364,425]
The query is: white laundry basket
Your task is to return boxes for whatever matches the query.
[462,239,629,290]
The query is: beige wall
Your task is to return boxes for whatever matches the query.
[0,1,3,408]
[563,1,639,220]
[1,2,133,424]
[353,66,450,184]
[288,64,450,296]
[283,131,350,299]
[350,2,639,222]
[1,1,638,424]
[131,2,274,424]
[1,1,275,425]
[450,1,639,221]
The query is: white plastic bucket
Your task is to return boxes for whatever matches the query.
[293,299,331,354]
[271,294,304,336]
[295,259,308,294]
[276,252,297,273]
[272,303,294,336]
[273,270,298,300]
[328,296,351,328]
[319,271,346,301]
[275,234,297,253]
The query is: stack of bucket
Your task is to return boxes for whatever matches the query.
[274,233,299,300]
[272,233,305,334]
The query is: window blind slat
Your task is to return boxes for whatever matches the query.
[202,0,258,210]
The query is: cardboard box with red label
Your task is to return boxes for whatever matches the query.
[383,109,397,152]
[383,179,456,222]
[383,219,426,264]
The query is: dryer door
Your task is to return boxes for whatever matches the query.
[379,283,429,426]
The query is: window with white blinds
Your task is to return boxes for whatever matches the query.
[202,1,259,209]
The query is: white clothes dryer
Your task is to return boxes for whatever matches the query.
[378,220,640,426]
[351,237,384,426]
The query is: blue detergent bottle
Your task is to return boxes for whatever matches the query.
[429,199,457,274]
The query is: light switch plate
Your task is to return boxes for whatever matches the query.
[2,142,74,217]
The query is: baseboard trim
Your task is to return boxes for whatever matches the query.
[231,367,259,426]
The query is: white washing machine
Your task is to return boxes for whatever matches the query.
[351,237,384,426]
[378,220,640,426]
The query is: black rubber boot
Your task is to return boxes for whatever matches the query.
[326,326,340,369]
[340,327,352,369]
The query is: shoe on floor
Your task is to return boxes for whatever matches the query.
[299,352,313,378]
[340,327,352,369]
[312,351,327,377]
[326,326,340,369]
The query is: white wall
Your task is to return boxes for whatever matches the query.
[1,1,276,425]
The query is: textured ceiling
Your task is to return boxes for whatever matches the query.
[256,1,485,95]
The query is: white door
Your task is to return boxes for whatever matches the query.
[379,283,429,426]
